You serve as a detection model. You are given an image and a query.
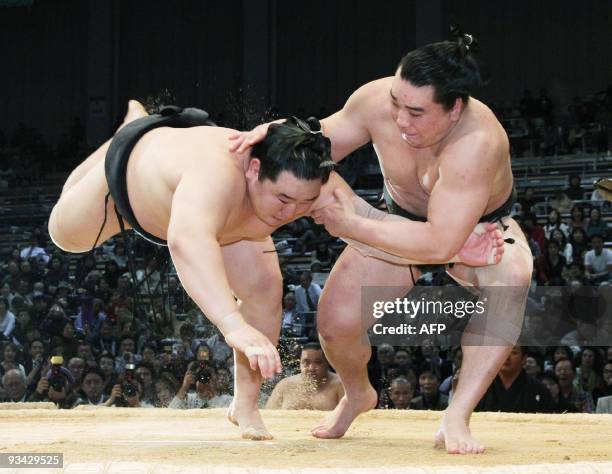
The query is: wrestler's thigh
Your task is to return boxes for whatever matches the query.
[221,237,283,306]
[317,245,418,334]
[48,160,124,253]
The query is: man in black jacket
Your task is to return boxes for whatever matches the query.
[476,346,555,413]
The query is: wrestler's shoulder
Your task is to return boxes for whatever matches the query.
[350,77,393,106]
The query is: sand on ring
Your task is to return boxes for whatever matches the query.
[0,404,611,473]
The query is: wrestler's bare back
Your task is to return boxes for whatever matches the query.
[358,77,513,216]
[126,126,279,245]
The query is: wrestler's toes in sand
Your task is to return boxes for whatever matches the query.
[227,402,273,441]
[311,387,377,439]
[434,412,485,455]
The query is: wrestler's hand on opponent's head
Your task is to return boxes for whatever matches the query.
[311,188,356,238]
[457,222,505,267]
[222,318,282,379]
[228,123,272,154]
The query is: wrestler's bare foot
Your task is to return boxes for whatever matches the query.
[121,100,148,127]
[311,386,377,439]
[434,411,485,454]
[227,402,273,441]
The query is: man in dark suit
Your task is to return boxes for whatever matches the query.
[476,346,555,413]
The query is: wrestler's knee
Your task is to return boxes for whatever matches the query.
[317,297,361,342]
[504,257,532,288]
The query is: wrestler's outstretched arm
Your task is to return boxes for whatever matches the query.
[310,172,503,266]
[312,137,501,264]
[167,170,281,379]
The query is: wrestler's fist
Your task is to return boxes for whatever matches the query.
[224,323,282,379]
[311,188,356,237]
[457,222,505,267]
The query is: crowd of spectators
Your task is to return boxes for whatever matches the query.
[494,84,612,158]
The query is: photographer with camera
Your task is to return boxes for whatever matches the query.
[169,359,232,409]
[28,356,78,409]
[105,363,152,407]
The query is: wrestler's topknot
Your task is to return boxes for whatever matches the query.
[251,117,333,184]
[397,30,484,110]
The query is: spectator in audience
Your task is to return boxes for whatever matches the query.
[536,240,566,285]
[155,372,179,407]
[75,367,108,406]
[13,279,33,310]
[40,303,70,339]
[1,369,29,402]
[1,342,25,379]
[90,320,117,357]
[57,322,78,360]
[439,348,462,395]
[550,228,573,264]
[593,360,612,404]
[43,256,68,287]
[410,366,447,410]
[549,190,573,214]
[19,235,50,265]
[206,330,232,363]
[135,362,156,405]
[394,349,413,374]
[106,377,152,408]
[97,352,117,396]
[114,336,140,373]
[311,242,337,269]
[518,187,539,213]
[521,212,546,255]
[369,344,396,394]
[380,377,414,409]
[586,208,609,239]
[29,364,78,409]
[544,209,570,240]
[0,297,16,340]
[281,292,298,333]
[103,260,123,289]
[541,372,579,413]
[554,358,594,412]
[575,347,603,395]
[294,271,322,314]
[476,346,555,413]
[569,227,589,264]
[568,205,589,232]
[141,343,161,374]
[565,175,584,201]
[266,343,343,410]
[76,342,96,366]
[24,339,46,390]
[524,354,543,379]
[584,235,612,284]
[67,356,86,393]
[170,362,232,409]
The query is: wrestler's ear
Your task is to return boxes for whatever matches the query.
[449,98,463,122]
[245,158,261,181]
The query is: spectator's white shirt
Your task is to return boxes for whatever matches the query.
[0,310,15,338]
[168,392,232,409]
[584,248,612,273]
[294,283,322,314]
[282,309,297,328]
[20,246,50,264]
[596,395,612,414]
